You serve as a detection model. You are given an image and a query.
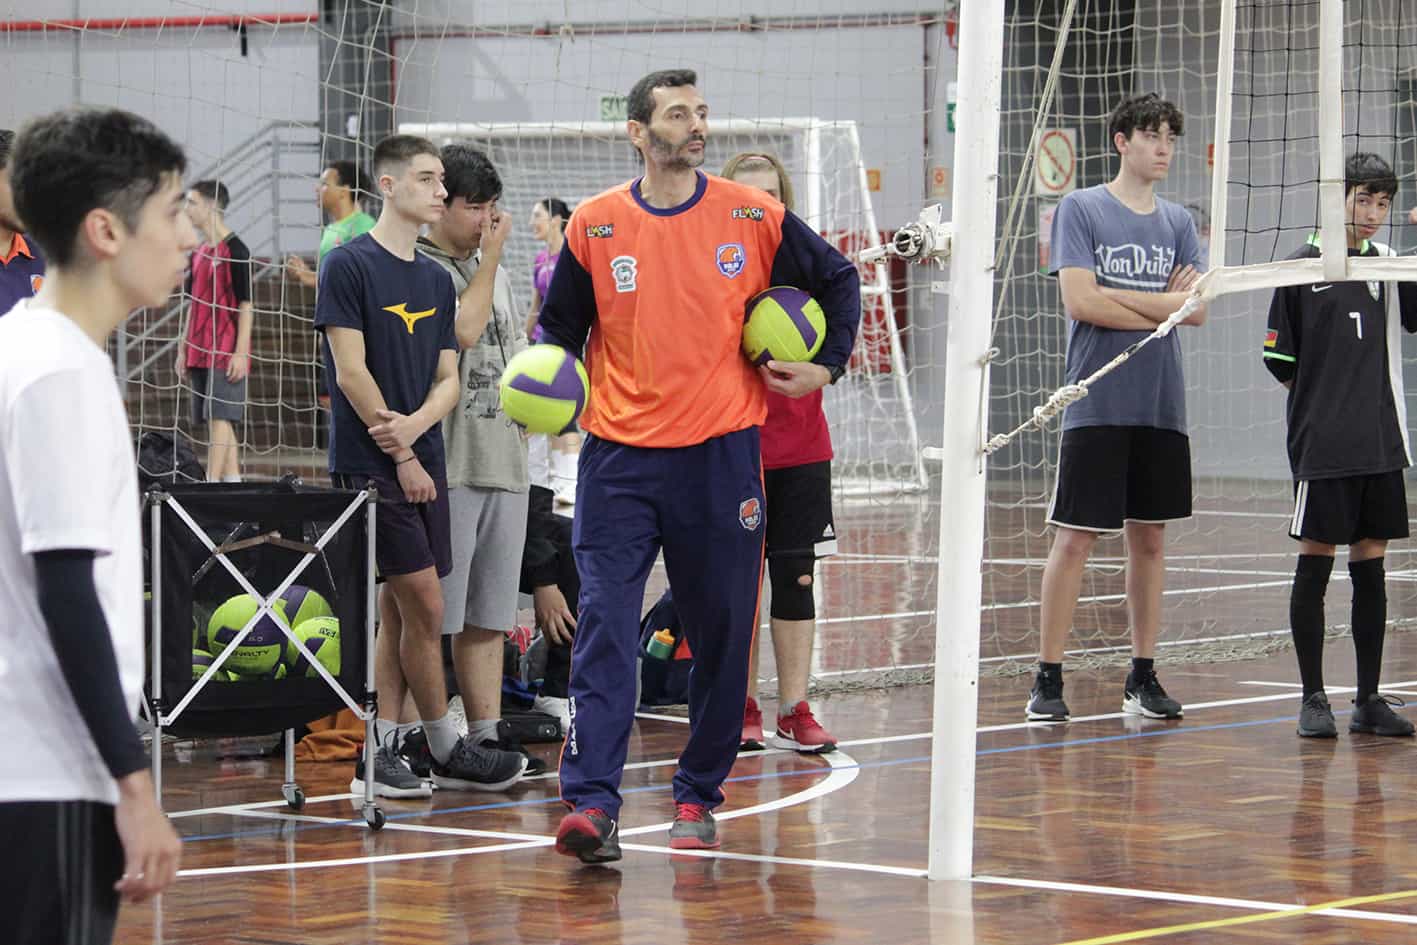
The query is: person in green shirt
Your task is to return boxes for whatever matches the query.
[286,160,375,289]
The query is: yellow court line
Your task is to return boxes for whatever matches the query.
[1058,888,1417,945]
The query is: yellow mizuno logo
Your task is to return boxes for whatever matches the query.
[384,302,437,334]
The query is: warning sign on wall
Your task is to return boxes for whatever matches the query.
[929,166,950,198]
[1034,128,1077,197]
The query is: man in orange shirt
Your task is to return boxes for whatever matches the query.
[540,68,859,863]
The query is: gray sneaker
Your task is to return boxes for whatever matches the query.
[350,741,433,799]
[668,802,720,850]
[431,734,527,792]
[1297,691,1337,738]
[1349,693,1415,737]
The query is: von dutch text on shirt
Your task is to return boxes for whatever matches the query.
[1093,242,1176,288]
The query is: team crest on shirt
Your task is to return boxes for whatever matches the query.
[610,255,638,293]
[715,243,746,279]
[738,497,762,531]
[1369,280,1382,301]
[29,274,42,293]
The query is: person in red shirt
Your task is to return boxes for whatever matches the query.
[721,152,839,755]
[177,180,253,482]
[539,69,859,864]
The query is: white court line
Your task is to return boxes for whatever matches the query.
[178,751,860,878]
[972,875,1417,926]
[614,841,926,877]
[170,793,353,820]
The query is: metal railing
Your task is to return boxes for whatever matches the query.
[116,121,322,382]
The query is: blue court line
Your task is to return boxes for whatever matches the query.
[178,707,1359,844]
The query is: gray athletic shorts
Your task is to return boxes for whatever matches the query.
[440,485,530,634]
[189,367,246,424]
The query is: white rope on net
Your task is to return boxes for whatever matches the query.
[982,293,1202,456]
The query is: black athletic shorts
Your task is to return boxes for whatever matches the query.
[0,800,123,945]
[1289,471,1409,545]
[1047,425,1192,532]
[764,460,837,559]
[333,471,452,579]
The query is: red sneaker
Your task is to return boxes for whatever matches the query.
[668,802,720,849]
[769,701,837,754]
[741,696,765,750]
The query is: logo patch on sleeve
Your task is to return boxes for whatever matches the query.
[715,243,746,279]
[585,223,615,239]
[1263,329,1278,348]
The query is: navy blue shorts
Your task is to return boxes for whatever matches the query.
[333,471,452,579]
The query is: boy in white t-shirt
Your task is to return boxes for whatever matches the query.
[0,107,196,944]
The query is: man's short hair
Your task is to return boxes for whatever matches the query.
[372,135,440,179]
[190,179,230,211]
[627,69,698,125]
[1345,152,1398,199]
[11,107,186,267]
[0,129,13,170]
[327,159,366,196]
[1108,93,1185,150]
[440,145,502,205]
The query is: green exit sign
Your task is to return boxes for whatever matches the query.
[599,94,628,121]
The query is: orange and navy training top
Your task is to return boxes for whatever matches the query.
[538,171,860,449]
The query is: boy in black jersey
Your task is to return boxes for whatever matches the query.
[1263,152,1417,738]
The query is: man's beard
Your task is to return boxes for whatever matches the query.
[647,127,705,170]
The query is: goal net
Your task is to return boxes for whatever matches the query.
[985,0,1417,677]
[397,117,925,497]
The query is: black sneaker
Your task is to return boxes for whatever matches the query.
[431,734,527,792]
[1297,691,1337,738]
[401,726,433,779]
[351,736,432,799]
[480,719,548,776]
[1349,693,1415,737]
[1123,670,1183,719]
[1026,671,1069,721]
[555,808,621,864]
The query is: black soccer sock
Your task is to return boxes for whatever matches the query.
[1349,557,1387,704]
[1039,661,1062,679]
[1126,657,1155,689]
[1290,554,1333,698]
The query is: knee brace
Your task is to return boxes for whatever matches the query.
[768,554,816,621]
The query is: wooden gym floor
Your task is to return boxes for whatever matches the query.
[113,486,1417,944]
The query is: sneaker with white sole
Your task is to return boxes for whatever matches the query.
[350,735,432,799]
[430,733,527,792]
[767,701,836,753]
[1122,670,1183,719]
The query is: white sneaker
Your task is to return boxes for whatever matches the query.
[533,694,572,733]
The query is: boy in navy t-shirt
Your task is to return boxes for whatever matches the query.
[316,134,524,797]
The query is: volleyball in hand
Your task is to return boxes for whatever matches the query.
[499,344,590,434]
[742,286,826,365]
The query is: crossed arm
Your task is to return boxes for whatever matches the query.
[1059,264,1208,330]
[326,326,460,501]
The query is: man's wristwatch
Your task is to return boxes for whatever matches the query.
[824,363,846,385]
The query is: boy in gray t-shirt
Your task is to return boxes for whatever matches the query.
[414,146,545,775]
[1027,93,1207,724]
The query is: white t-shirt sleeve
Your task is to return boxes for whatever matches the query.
[5,368,118,556]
